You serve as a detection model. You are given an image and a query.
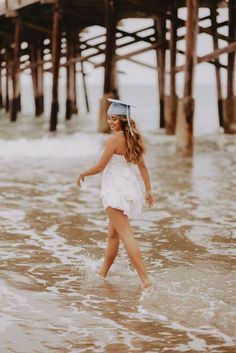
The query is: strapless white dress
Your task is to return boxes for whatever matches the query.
[100,154,144,218]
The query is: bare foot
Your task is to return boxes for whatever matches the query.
[96,271,108,281]
[141,280,152,289]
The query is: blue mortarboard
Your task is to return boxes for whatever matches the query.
[107,98,136,136]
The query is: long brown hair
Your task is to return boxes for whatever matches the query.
[117,115,145,164]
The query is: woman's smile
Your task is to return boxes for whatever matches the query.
[107,116,121,132]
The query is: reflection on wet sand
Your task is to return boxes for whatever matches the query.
[0,132,236,353]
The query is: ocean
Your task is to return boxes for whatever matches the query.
[0,84,235,353]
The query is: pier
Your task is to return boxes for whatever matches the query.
[0,0,235,154]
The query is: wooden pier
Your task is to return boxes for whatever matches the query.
[0,0,236,155]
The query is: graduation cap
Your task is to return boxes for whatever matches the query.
[107,98,136,136]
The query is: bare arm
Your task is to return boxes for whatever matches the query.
[76,136,117,187]
[137,155,152,192]
[137,155,154,207]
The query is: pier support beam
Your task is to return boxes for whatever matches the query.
[99,0,118,133]
[37,40,44,116]
[78,34,89,113]
[154,17,166,129]
[50,6,61,131]
[165,1,178,135]
[31,37,44,117]
[223,0,236,134]
[66,31,77,120]
[176,0,199,155]
[10,17,22,122]
[210,5,223,128]
[71,35,78,115]
[81,58,89,113]
[0,63,3,109]
[4,44,10,112]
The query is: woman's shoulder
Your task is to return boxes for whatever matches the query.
[104,135,120,151]
[106,134,123,144]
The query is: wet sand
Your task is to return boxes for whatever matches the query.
[0,122,235,352]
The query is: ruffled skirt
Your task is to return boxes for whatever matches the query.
[100,156,144,218]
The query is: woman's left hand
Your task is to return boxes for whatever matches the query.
[145,190,154,208]
[76,174,85,188]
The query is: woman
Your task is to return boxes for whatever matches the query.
[76,99,154,288]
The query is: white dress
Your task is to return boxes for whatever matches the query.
[100,154,144,218]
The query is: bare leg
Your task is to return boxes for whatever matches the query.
[106,207,152,288]
[98,221,120,278]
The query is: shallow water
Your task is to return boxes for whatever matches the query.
[0,111,236,352]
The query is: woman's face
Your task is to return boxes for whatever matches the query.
[107,115,122,132]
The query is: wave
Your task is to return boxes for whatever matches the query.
[0,132,106,159]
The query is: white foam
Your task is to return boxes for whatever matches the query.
[138,265,236,342]
[0,132,105,159]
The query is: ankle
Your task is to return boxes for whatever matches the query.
[141,276,152,285]
[97,270,106,278]
[141,279,152,289]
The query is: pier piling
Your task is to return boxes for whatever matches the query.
[50,6,60,132]
[154,17,166,129]
[223,0,236,134]
[66,30,75,120]
[10,17,22,122]
[31,37,44,117]
[4,42,10,112]
[0,61,3,109]
[165,1,178,135]
[210,5,224,128]
[99,0,118,133]
[176,0,199,155]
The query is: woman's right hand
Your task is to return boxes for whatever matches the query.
[145,190,154,208]
[76,174,85,188]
